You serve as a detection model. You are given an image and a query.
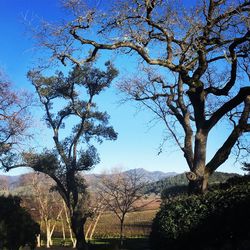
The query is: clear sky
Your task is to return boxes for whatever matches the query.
[0,0,245,176]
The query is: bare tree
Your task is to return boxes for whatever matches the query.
[31,174,63,248]
[32,0,250,193]
[62,199,77,248]
[0,70,31,170]
[17,173,64,248]
[98,169,146,246]
[85,192,107,241]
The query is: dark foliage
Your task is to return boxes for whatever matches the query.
[242,162,250,174]
[0,195,39,250]
[150,176,250,250]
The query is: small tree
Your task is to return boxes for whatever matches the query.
[19,62,118,250]
[85,192,107,241]
[99,169,146,246]
[14,173,64,248]
[31,173,63,248]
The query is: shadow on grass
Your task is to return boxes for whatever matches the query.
[36,238,151,250]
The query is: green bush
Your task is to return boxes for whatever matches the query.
[0,195,40,250]
[150,176,250,250]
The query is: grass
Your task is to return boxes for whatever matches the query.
[36,197,160,249]
[36,238,151,250]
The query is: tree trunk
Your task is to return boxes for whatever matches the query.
[60,215,66,241]
[120,217,125,247]
[71,213,88,250]
[186,130,209,194]
[186,171,210,194]
[89,211,103,240]
[63,202,76,247]
[46,221,51,248]
[36,234,41,247]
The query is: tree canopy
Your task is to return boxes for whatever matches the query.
[23,62,118,250]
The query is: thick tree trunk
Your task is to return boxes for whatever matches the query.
[186,130,209,194]
[186,171,210,194]
[71,213,88,250]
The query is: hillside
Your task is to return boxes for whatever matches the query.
[125,168,177,182]
[85,168,176,191]
[0,170,240,197]
[144,172,240,195]
[0,168,176,192]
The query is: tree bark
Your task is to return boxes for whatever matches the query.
[36,234,41,247]
[63,201,76,248]
[187,130,209,194]
[46,221,51,248]
[186,171,210,194]
[71,213,88,250]
[89,211,103,240]
[120,216,125,247]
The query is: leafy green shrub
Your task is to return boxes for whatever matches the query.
[0,195,40,250]
[150,176,250,250]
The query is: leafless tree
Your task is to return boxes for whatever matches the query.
[32,0,250,193]
[98,169,146,246]
[18,173,64,248]
[85,192,107,241]
[31,174,63,248]
[0,70,31,170]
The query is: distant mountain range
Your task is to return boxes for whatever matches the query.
[0,175,20,189]
[84,168,177,190]
[0,169,240,195]
[125,168,177,182]
[0,168,176,190]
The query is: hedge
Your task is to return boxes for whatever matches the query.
[150,176,250,250]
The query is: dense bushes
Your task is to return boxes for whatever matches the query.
[0,195,39,250]
[150,176,250,250]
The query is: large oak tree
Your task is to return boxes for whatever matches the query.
[34,0,250,193]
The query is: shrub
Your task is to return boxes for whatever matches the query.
[0,195,40,250]
[150,176,250,250]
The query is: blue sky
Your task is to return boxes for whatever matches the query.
[0,0,245,176]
